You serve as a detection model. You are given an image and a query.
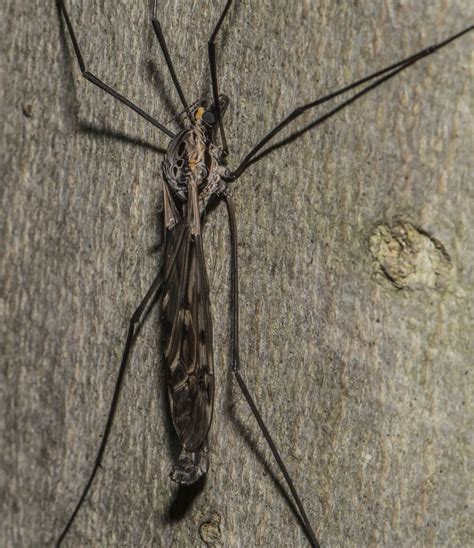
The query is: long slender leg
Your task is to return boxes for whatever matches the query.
[208,0,234,154]
[238,46,446,172]
[225,25,473,180]
[152,1,194,125]
[223,193,320,548]
[56,271,164,547]
[58,0,174,138]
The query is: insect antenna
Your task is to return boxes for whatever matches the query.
[152,1,194,125]
[223,193,320,548]
[208,0,234,154]
[227,25,473,180]
[57,0,174,138]
[167,98,203,128]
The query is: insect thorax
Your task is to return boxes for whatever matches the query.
[162,124,227,207]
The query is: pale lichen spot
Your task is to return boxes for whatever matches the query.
[370,221,452,290]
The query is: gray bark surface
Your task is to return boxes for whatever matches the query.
[2,1,472,547]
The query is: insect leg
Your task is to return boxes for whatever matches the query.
[57,0,174,138]
[151,1,194,125]
[225,25,473,180]
[223,193,320,548]
[208,0,234,155]
[56,271,164,546]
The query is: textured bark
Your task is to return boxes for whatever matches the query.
[2,1,472,547]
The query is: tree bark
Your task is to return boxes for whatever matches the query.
[2,1,472,547]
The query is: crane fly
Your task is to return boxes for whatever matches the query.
[56,0,472,546]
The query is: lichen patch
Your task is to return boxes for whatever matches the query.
[369,221,452,290]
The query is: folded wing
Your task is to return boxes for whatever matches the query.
[161,181,215,452]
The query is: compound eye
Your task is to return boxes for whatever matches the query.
[202,110,216,126]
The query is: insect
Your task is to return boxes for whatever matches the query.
[55,0,472,546]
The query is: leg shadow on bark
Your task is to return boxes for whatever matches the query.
[226,371,313,543]
[79,123,167,155]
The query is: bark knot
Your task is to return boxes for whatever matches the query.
[370,221,452,290]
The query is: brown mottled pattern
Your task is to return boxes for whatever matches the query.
[162,123,226,207]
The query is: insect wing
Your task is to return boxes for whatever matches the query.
[162,188,215,452]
